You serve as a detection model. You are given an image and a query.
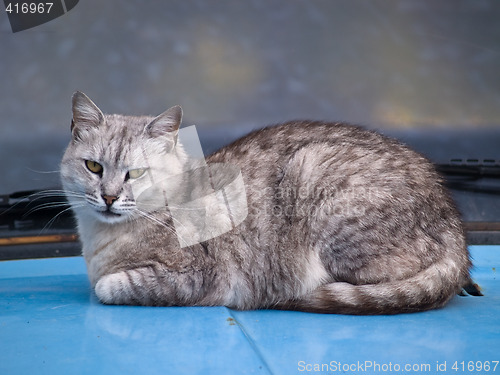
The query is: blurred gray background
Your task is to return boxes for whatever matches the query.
[1,0,500,194]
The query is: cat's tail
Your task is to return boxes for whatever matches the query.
[276,257,475,315]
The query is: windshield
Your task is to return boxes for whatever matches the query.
[1,1,500,256]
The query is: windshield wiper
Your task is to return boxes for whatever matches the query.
[436,159,500,195]
[0,189,78,260]
[0,189,74,231]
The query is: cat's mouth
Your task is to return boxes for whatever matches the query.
[94,208,125,223]
[101,210,122,218]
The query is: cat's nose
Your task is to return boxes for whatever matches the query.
[102,195,119,207]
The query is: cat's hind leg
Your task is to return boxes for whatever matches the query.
[276,255,468,315]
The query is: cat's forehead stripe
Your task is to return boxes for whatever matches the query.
[112,126,131,165]
[101,117,143,166]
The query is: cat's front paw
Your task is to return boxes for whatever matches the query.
[94,272,130,305]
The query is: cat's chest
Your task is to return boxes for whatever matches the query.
[77,220,129,275]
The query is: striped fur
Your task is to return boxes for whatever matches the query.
[61,92,473,314]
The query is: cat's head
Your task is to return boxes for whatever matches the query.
[61,91,185,224]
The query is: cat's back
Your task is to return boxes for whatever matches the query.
[207,120,437,186]
[209,121,381,160]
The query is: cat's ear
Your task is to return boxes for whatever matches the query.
[71,91,105,139]
[145,105,182,138]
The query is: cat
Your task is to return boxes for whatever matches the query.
[61,91,475,314]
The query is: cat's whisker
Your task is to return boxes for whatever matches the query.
[134,211,170,234]
[26,168,61,175]
[23,202,71,218]
[0,189,69,217]
[133,209,191,248]
[20,189,85,219]
[135,204,191,231]
[39,205,79,233]
[28,189,86,203]
[136,200,209,212]
[0,197,30,217]
[29,190,84,216]
[134,210,173,233]
[162,216,193,248]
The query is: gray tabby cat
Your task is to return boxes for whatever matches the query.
[61,91,474,314]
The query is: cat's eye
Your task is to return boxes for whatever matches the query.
[126,168,147,180]
[85,160,103,175]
